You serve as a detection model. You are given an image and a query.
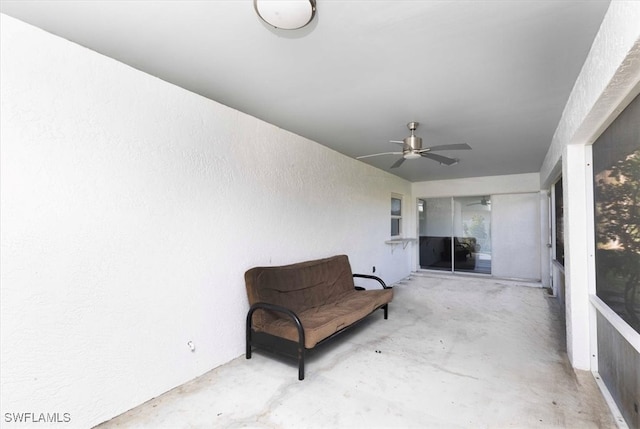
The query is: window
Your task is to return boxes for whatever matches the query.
[391,194,402,237]
[593,92,639,333]
[553,177,564,266]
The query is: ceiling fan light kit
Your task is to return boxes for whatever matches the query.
[357,121,472,169]
[254,0,316,30]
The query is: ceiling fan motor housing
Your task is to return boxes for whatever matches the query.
[403,135,423,159]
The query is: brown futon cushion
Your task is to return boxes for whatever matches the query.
[245,255,393,348]
[265,288,393,348]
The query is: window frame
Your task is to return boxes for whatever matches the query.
[553,177,564,266]
[391,194,403,238]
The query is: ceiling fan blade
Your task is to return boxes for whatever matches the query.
[356,151,402,160]
[419,143,472,152]
[390,140,404,144]
[421,152,459,165]
[390,157,405,169]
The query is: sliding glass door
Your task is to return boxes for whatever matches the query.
[418,198,452,271]
[454,196,492,274]
[418,196,492,274]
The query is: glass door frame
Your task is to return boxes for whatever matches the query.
[417,196,492,275]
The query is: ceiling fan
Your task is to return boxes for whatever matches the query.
[467,196,491,206]
[357,122,472,169]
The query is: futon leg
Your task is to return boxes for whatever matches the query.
[383,304,388,319]
[298,348,305,381]
[246,328,252,359]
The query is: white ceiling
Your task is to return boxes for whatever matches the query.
[0,0,611,182]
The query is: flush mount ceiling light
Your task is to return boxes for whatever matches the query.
[254,0,316,30]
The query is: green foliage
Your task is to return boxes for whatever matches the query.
[469,215,487,239]
[595,150,640,331]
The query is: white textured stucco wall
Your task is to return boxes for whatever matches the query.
[0,15,411,427]
[540,2,640,185]
[538,0,640,370]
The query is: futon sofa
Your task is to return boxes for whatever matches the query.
[245,255,393,380]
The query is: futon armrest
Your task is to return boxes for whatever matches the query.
[352,273,391,289]
[246,302,306,346]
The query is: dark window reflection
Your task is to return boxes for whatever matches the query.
[593,93,640,333]
[554,178,564,266]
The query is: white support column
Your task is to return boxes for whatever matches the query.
[563,144,591,369]
[583,144,599,372]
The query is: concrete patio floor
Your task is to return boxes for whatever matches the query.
[97,273,618,428]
